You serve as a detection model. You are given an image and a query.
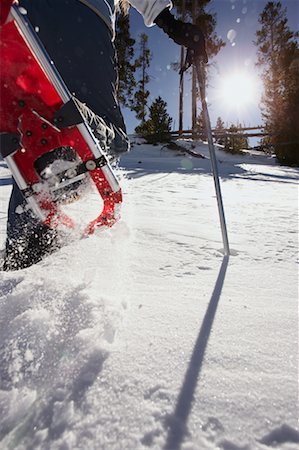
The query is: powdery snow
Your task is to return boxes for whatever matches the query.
[0,141,298,450]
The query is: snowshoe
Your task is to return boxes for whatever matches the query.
[0,1,122,236]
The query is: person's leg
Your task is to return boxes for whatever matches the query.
[19,0,129,154]
[4,0,128,270]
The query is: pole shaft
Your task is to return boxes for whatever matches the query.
[195,59,230,255]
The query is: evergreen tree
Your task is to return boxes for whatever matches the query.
[215,116,225,131]
[224,124,248,154]
[133,33,152,124]
[136,96,173,143]
[255,1,299,165]
[195,110,207,140]
[172,1,225,132]
[115,13,136,108]
[215,116,225,145]
[173,0,225,60]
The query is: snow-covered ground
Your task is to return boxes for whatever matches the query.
[0,140,298,450]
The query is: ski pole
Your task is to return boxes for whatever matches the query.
[194,57,230,256]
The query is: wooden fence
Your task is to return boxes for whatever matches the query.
[170,126,267,139]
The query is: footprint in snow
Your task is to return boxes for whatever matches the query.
[202,416,225,439]
[258,424,299,446]
[140,428,163,447]
[143,385,171,402]
[0,275,24,297]
[197,266,212,271]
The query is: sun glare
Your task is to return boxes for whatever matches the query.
[218,72,259,111]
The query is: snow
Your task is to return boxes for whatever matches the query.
[0,141,298,450]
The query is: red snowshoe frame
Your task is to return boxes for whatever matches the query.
[0,1,122,235]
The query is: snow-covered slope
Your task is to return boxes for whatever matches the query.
[0,141,298,450]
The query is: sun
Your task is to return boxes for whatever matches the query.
[218,71,260,111]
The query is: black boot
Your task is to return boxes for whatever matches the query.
[3,225,60,271]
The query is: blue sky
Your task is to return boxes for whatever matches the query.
[122,0,299,135]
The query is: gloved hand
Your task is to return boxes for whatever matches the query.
[154,8,208,63]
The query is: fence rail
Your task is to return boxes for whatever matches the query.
[170,126,267,139]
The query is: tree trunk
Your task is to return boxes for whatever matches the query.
[191,0,197,138]
[179,0,186,135]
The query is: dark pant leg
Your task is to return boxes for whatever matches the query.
[4,0,128,269]
[19,0,129,153]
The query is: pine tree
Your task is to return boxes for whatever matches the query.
[255,1,299,165]
[136,96,173,143]
[224,124,248,154]
[133,33,152,124]
[173,0,225,60]
[214,116,225,145]
[195,110,207,140]
[173,1,225,131]
[215,116,225,131]
[115,13,136,108]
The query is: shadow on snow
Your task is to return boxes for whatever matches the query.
[120,146,299,185]
[164,255,229,450]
